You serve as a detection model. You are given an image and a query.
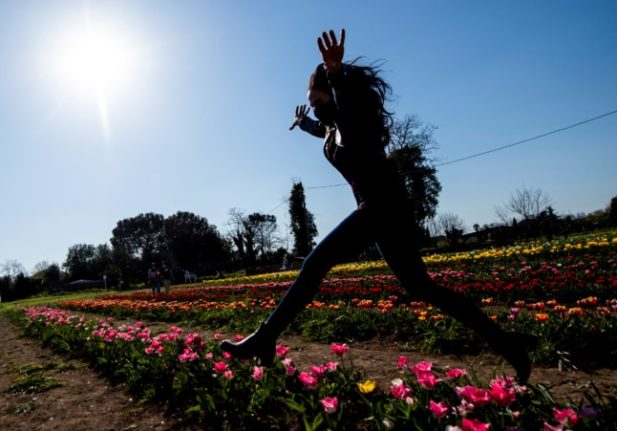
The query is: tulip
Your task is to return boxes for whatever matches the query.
[320,396,339,414]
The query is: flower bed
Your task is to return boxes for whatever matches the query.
[16,306,616,430]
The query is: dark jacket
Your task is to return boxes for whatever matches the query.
[299,66,408,212]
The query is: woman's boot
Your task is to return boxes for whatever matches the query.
[489,332,539,383]
[220,323,277,366]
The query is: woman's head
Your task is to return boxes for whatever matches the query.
[307,64,336,125]
[307,60,393,145]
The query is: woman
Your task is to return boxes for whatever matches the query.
[222,29,536,382]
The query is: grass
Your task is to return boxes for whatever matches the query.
[7,371,64,394]
[4,361,76,395]
[0,289,128,312]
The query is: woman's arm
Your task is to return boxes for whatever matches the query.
[290,104,326,138]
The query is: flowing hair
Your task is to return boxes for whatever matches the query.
[308,59,394,147]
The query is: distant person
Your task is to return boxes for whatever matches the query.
[147,263,160,294]
[222,29,537,382]
[161,261,172,294]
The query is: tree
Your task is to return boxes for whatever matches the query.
[1,260,26,279]
[226,209,280,267]
[610,195,617,227]
[164,211,230,275]
[227,208,251,265]
[31,261,62,288]
[436,212,466,246]
[110,213,166,281]
[246,213,279,258]
[386,115,442,226]
[63,244,98,280]
[496,186,553,221]
[289,181,318,257]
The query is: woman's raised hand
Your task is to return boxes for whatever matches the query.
[317,29,345,73]
[289,104,309,130]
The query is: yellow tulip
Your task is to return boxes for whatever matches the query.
[357,379,376,394]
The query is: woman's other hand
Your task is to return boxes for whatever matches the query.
[317,29,345,73]
[289,104,309,130]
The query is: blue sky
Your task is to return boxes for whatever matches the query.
[1,1,616,273]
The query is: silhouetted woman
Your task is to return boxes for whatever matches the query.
[222,29,536,382]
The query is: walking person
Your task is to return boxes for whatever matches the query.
[222,29,537,382]
[147,262,161,295]
[161,261,172,294]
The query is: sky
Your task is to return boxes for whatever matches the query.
[1,0,616,273]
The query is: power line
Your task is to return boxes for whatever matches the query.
[262,108,617,210]
[436,109,617,167]
[306,183,347,190]
[299,108,617,190]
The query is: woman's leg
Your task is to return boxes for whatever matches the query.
[221,209,373,363]
[374,218,536,381]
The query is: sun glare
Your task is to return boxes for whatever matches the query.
[48,15,143,140]
[53,18,139,96]
[57,27,135,94]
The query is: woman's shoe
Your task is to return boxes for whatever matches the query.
[492,333,539,383]
[220,324,277,366]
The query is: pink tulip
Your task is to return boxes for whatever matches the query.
[390,382,412,400]
[178,348,199,363]
[275,344,289,357]
[213,361,228,373]
[553,407,578,427]
[330,343,349,357]
[462,417,491,431]
[324,361,339,372]
[411,361,432,374]
[445,368,467,379]
[416,371,440,389]
[490,382,516,407]
[320,396,339,414]
[310,365,326,378]
[457,386,492,406]
[396,355,410,368]
[213,332,222,341]
[252,366,264,381]
[223,369,234,380]
[169,325,183,335]
[429,400,448,418]
[298,372,318,389]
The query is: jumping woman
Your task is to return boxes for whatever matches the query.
[222,29,537,382]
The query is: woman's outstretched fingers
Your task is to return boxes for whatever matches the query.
[317,28,346,72]
[322,31,332,48]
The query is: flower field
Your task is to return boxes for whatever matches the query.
[10,230,617,429]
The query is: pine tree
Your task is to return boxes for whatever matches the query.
[289,181,318,257]
[610,196,617,227]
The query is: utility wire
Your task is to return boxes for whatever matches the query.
[299,108,617,190]
[436,109,617,167]
[263,109,617,211]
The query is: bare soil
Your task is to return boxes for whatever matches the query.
[2,314,616,430]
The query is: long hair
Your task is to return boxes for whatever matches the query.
[308,59,393,147]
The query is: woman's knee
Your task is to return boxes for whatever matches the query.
[298,252,331,281]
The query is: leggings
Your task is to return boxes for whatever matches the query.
[264,206,502,342]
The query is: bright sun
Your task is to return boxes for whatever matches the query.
[54,20,138,97]
[49,16,142,139]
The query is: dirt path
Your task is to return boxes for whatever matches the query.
[2,314,616,431]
